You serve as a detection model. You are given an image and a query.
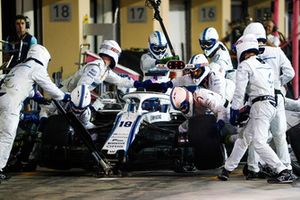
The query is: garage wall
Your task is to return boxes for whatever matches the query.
[191,0,231,56]
[42,0,90,79]
[119,0,169,50]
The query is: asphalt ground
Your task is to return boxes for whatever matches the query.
[0,166,300,200]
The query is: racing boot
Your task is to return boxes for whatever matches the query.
[267,169,294,184]
[0,170,11,181]
[246,170,268,180]
[257,164,277,178]
[288,170,298,181]
[218,167,231,181]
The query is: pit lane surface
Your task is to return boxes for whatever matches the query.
[0,166,300,200]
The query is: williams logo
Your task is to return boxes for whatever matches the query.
[150,115,162,121]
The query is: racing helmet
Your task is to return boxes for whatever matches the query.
[199,27,220,57]
[70,84,91,113]
[243,22,267,43]
[235,34,259,63]
[170,87,193,117]
[188,54,210,85]
[26,44,51,67]
[148,31,168,59]
[99,40,122,69]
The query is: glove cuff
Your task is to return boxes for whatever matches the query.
[62,93,71,102]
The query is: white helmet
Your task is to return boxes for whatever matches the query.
[235,34,259,63]
[188,54,210,85]
[26,44,51,67]
[99,40,122,69]
[170,87,193,117]
[148,31,168,59]
[70,84,91,113]
[199,27,220,57]
[243,22,266,43]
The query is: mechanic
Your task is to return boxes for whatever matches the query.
[170,86,229,135]
[0,44,70,181]
[140,31,179,83]
[40,40,149,122]
[61,40,144,92]
[218,34,293,184]
[199,27,236,82]
[40,84,95,129]
[148,53,235,103]
[242,22,295,179]
[3,15,37,70]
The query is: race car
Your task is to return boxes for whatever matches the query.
[99,90,228,173]
[5,60,300,177]
[7,59,227,174]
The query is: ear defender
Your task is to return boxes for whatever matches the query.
[25,16,31,29]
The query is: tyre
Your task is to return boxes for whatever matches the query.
[291,160,300,176]
[188,115,225,170]
[287,122,300,176]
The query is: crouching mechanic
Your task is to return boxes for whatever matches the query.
[39,84,94,129]
[218,34,293,184]
[170,87,230,136]
[40,40,149,119]
[140,31,179,83]
[0,44,70,181]
[68,84,95,129]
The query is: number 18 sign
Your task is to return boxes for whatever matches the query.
[50,3,72,21]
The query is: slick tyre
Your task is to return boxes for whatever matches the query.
[188,115,225,170]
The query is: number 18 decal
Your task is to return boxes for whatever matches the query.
[119,121,133,127]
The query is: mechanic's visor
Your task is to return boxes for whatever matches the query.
[150,44,167,54]
[70,102,86,114]
[179,100,190,114]
[179,90,191,114]
[199,39,216,50]
[231,44,237,54]
[190,65,205,79]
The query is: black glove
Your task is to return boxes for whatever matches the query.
[145,81,173,93]
[133,80,143,88]
[134,80,153,89]
[31,91,51,105]
[214,119,225,132]
[230,108,240,126]
[159,81,173,93]
[32,96,51,105]
[237,105,251,124]
[230,106,251,126]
